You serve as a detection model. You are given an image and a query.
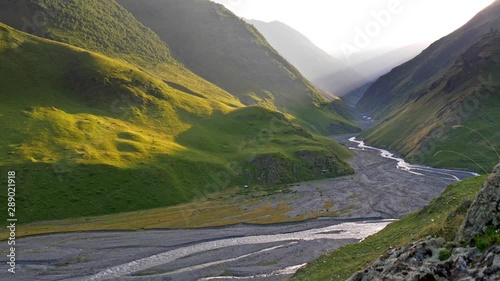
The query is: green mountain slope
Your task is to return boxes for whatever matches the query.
[292,175,487,280]
[361,31,500,173]
[116,0,359,134]
[0,0,241,108]
[357,0,500,117]
[363,32,500,173]
[355,1,500,173]
[0,22,355,223]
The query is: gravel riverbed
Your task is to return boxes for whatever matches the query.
[1,135,478,281]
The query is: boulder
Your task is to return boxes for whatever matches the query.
[348,239,499,281]
[457,163,500,243]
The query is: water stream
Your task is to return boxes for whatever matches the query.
[348,137,480,180]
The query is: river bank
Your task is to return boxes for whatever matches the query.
[8,218,392,281]
[1,134,481,280]
[241,134,476,220]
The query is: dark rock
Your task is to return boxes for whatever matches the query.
[457,163,500,243]
[418,273,437,281]
[347,164,500,281]
[455,256,467,272]
[348,241,500,281]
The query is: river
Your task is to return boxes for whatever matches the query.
[6,136,479,281]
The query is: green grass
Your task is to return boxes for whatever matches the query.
[291,175,487,281]
[0,22,354,223]
[438,248,452,261]
[116,0,359,134]
[0,0,243,109]
[361,32,500,173]
[474,226,500,251]
[0,193,297,240]
[0,0,359,135]
[37,0,175,65]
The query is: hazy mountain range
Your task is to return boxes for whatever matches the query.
[246,19,370,99]
[343,43,428,79]
[245,19,428,105]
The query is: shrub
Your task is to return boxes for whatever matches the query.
[474,226,500,251]
[438,249,452,261]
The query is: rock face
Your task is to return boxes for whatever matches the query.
[457,163,500,243]
[348,164,500,281]
[348,239,500,281]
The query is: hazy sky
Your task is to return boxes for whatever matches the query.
[212,0,495,57]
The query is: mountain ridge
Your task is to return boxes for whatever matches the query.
[0,0,356,223]
[117,0,360,134]
[357,0,500,117]
[246,19,370,99]
[355,0,500,172]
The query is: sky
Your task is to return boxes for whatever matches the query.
[211,0,495,58]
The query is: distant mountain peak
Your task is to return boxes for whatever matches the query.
[246,18,369,97]
[117,0,360,134]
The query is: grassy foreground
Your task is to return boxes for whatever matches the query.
[291,175,487,281]
[0,185,311,240]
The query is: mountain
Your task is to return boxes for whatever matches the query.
[341,82,373,107]
[363,32,500,172]
[355,1,500,172]
[0,0,356,223]
[116,0,360,134]
[346,44,427,81]
[246,19,369,98]
[357,0,500,117]
[0,0,240,107]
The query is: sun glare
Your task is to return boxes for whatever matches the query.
[213,0,495,56]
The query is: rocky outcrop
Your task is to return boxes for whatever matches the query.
[348,239,500,281]
[348,164,500,281]
[457,163,500,243]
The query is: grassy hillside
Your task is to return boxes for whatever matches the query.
[0,0,242,108]
[357,0,500,117]
[361,32,500,173]
[342,82,373,107]
[291,175,487,281]
[116,0,359,134]
[0,22,354,223]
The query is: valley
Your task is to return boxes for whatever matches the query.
[0,0,498,280]
[1,133,480,280]
[356,1,500,173]
[0,0,357,224]
[12,219,392,281]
